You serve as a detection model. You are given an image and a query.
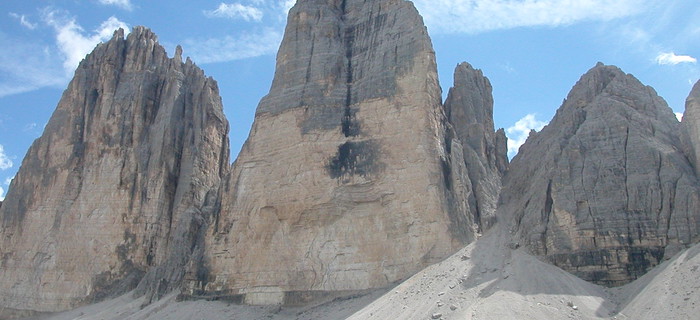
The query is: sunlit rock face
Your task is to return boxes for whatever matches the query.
[0,27,230,314]
[187,0,483,304]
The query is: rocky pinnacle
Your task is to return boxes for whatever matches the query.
[501,63,700,286]
[0,27,230,314]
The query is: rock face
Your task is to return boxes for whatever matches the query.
[6,0,700,316]
[185,0,479,304]
[444,63,508,231]
[682,81,700,175]
[0,27,230,314]
[501,63,700,286]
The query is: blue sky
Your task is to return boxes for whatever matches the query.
[0,0,699,200]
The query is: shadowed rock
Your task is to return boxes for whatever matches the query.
[0,27,230,314]
[682,80,700,175]
[444,62,508,231]
[501,63,700,286]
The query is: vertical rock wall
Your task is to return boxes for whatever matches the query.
[188,0,477,304]
[0,27,230,313]
[444,63,508,231]
[502,63,700,286]
[682,81,700,175]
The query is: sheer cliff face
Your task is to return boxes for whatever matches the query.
[502,63,700,286]
[190,0,475,304]
[444,63,508,231]
[0,27,229,313]
[682,81,700,175]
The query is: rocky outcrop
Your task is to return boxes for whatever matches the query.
[501,63,700,286]
[186,0,477,304]
[8,0,700,316]
[0,27,230,314]
[444,63,508,231]
[682,81,700,175]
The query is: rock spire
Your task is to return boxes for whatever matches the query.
[444,62,508,231]
[185,0,480,305]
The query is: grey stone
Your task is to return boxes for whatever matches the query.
[444,62,508,231]
[0,27,230,313]
[501,63,700,286]
[681,80,700,175]
[188,0,482,305]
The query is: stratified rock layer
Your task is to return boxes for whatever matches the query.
[501,63,700,286]
[444,63,508,231]
[188,0,475,304]
[0,27,230,314]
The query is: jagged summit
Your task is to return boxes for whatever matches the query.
[443,62,508,231]
[189,0,482,305]
[0,25,229,315]
[502,62,700,286]
[1,2,700,319]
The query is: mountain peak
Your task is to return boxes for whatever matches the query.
[504,63,700,286]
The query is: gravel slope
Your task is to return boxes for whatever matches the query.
[23,227,699,320]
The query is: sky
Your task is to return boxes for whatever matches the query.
[0,0,699,200]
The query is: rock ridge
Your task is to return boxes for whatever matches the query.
[2,1,700,317]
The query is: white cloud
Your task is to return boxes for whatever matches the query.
[0,145,12,171]
[0,11,129,98]
[183,28,282,64]
[655,52,697,65]
[9,13,38,30]
[506,114,548,157]
[676,112,684,121]
[204,3,264,21]
[0,31,66,97]
[43,10,129,74]
[98,0,134,11]
[24,123,38,132]
[413,0,647,34]
[1,176,11,200]
[282,0,296,14]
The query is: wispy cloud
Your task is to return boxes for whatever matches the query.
[506,114,548,157]
[9,13,38,30]
[413,0,647,34]
[43,10,129,74]
[0,33,67,97]
[1,175,13,200]
[282,0,296,14]
[98,0,134,11]
[656,52,697,65]
[204,3,264,21]
[676,112,684,121]
[183,28,282,64]
[0,145,13,171]
[0,10,129,98]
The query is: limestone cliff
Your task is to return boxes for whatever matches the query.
[682,80,700,175]
[501,63,700,286]
[444,63,508,231]
[186,0,477,304]
[0,27,230,314]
